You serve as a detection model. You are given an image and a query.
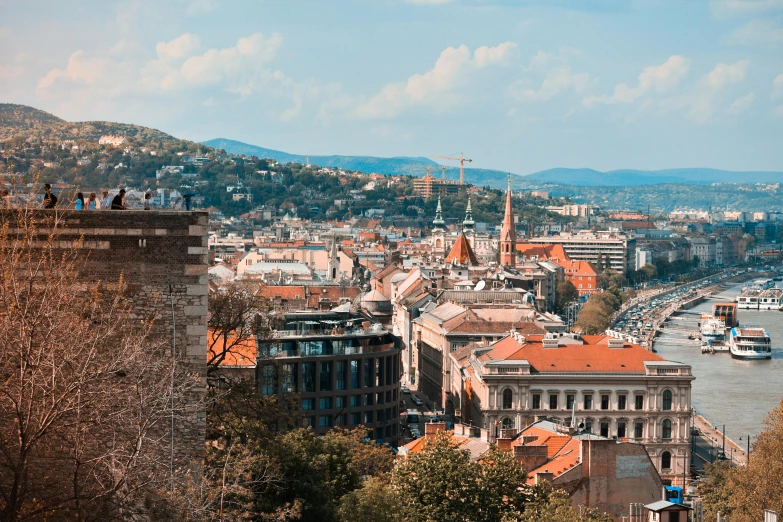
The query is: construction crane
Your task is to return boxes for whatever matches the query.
[431,152,472,185]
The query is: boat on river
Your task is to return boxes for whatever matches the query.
[729,326,772,360]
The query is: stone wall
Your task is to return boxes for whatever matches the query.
[1,209,208,465]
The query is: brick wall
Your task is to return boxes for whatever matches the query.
[1,209,209,465]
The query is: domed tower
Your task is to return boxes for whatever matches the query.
[432,196,446,258]
[499,174,516,268]
[462,196,475,243]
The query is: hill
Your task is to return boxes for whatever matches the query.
[526,167,783,186]
[0,103,177,143]
[203,138,518,189]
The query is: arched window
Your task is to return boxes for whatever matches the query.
[502,389,513,409]
[662,419,672,440]
[661,451,672,469]
[501,417,514,429]
[662,390,673,411]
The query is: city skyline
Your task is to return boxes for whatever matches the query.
[2,0,782,174]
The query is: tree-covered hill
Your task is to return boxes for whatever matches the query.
[0,103,176,143]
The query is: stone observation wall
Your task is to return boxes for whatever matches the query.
[1,209,209,465]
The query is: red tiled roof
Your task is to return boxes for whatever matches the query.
[445,233,479,266]
[483,335,665,373]
[449,321,546,335]
[207,330,257,367]
[256,286,306,300]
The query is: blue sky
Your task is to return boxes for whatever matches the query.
[1,0,782,174]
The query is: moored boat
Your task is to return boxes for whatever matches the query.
[729,326,772,360]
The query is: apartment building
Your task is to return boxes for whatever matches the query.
[256,311,402,445]
[529,232,636,273]
[451,333,694,487]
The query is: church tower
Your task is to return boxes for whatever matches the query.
[462,196,475,244]
[327,237,340,281]
[432,197,446,258]
[499,174,516,268]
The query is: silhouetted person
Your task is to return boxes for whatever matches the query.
[111,189,126,210]
[43,184,58,209]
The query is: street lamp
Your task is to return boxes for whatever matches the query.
[739,435,752,463]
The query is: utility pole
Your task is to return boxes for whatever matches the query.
[722,424,726,459]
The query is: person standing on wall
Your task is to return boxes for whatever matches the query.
[88,193,98,210]
[144,192,152,210]
[111,189,126,210]
[43,184,58,208]
[74,192,85,210]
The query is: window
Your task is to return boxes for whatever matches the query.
[532,394,541,409]
[502,389,513,409]
[583,394,593,410]
[662,390,673,411]
[364,394,374,406]
[351,395,360,407]
[549,394,558,410]
[501,417,514,429]
[302,399,315,411]
[585,420,593,433]
[364,359,373,387]
[351,412,361,426]
[618,395,627,410]
[364,411,374,424]
[319,416,332,428]
[600,422,609,437]
[306,417,315,428]
[377,392,384,405]
[282,363,297,393]
[336,396,346,409]
[300,341,324,356]
[662,419,672,440]
[635,395,644,410]
[376,358,384,387]
[335,414,346,427]
[601,394,609,410]
[319,397,332,410]
[618,422,626,438]
[302,362,315,393]
[351,360,360,389]
[661,451,672,470]
[635,422,644,439]
[566,394,575,410]
[260,365,276,395]
[336,361,346,390]
[320,362,332,392]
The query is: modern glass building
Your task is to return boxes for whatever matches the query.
[257,311,402,445]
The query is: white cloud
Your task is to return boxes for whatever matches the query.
[706,60,748,88]
[404,0,454,4]
[355,42,518,119]
[773,73,783,99]
[727,92,755,113]
[711,0,783,16]
[142,32,282,90]
[688,60,749,121]
[510,66,591,102]
[38,51,110,90]
[186,0,219,15]
[156,33,201,63]
[583,55,690,106]
[729,19,783,45]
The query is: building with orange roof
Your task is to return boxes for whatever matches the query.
[453,332,693,488]
[207,329,257,381]
[517,242,597,295]
[444,233,479,266]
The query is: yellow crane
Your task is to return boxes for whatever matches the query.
[431,152,472,185]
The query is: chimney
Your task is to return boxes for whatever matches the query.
[513,444,549,472]
[496,432,513,452]
[535,471,554,484]
[425,422,447,440]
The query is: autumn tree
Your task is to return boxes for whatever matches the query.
[0,207,195,520]
[555,279,579,314]
[702,398,783,521]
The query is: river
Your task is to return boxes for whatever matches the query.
[655,282,783,440]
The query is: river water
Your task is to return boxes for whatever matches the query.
[655,283,783,439]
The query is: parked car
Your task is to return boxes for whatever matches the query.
[401,386,411,395]
[412,397,424,406]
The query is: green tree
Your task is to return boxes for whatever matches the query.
[700,462,733,522]
[338,476,403,522]
[555,279,579,313]
[510,483,613,522]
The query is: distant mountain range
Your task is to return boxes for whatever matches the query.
[202,138,517,189]
[204,138,783,189]
[525,167,783,186]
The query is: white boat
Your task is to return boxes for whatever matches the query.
[700,314,726,341]
[729,326,772,360]
[758,288,783,310]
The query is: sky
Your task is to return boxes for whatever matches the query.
[1,0,783,174]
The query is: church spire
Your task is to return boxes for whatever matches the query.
[499,173,516,268]
[433,196,445,231]
[462,196,475,234]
